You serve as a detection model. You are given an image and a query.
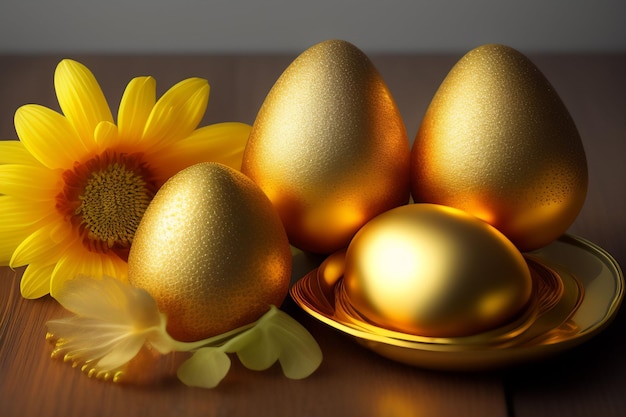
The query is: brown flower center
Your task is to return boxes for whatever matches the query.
[56,150,158,260]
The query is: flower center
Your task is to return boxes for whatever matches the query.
[57,150,158,259]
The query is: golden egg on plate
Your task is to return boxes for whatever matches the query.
[343,203,532,338]
[411,44,588,251]
[242,39,411,255]
[128,162,292,342]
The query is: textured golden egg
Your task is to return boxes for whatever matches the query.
[411,44,587,251]
[343,204,532,338]
[241,39,411,254]
[128,163,292,342]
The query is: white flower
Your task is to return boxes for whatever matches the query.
[46,276,175,381]
[47,276,322,387]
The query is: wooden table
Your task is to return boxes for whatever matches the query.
[1,52,625,417]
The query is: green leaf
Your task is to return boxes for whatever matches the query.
[177,347,231,388]
[290,245,303,257]
[225,325,277,371]
[223,306,322,379]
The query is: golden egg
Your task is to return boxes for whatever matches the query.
[343,203,532,338]
[128,162,292,342]
[241,39,411,254]
[411,44,588,251]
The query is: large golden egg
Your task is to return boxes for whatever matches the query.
[241,39,411,254]
[343,204,532,338]
[411,44,588,251]
[128,163,292,342]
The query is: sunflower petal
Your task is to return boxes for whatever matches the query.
[142,78,209,147]
[10,220,73,267]
[93,121,120,150]
[98,252,129,284]
[54,59,113,143]
[0,196,56,264]
[0,195,52,230]
[149,122,251,179]
[50,249,128,298]
[118,76,156,146]
[0,140,42,166]
[20,263,56,299]
[0,228,26,265]
[0,164,60,200]
[191,122,251,169]
[14,104,89,169]
[50,250,101,298]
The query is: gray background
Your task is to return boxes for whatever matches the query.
[0,0,624,53]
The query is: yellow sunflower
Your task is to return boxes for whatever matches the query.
[0,59,251,299]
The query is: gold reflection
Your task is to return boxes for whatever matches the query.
[294,241,582,349]
[290,234,619,370]
[343,204,532,337]
[374,387,427,417]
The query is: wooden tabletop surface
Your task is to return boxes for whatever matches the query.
[1,52,625,417]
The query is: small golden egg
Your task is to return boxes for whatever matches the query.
[343,204,532,338]
[411,44,588,251]
[128,163,292,342]
[242,39,411,254]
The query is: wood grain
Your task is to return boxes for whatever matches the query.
[1,53,625,417]
[0,266,508,417]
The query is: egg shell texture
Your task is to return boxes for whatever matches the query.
[128,162,292,341]
[242,39,411,254]
[411,44,588,251]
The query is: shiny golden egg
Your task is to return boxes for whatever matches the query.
[128,163,292,342]
[411,44,587,251]
[242,39,411,254]
[343,203,532,338]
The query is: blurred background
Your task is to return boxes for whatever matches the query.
[0,0,625,54]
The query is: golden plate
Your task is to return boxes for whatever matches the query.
[290,234,624,370]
